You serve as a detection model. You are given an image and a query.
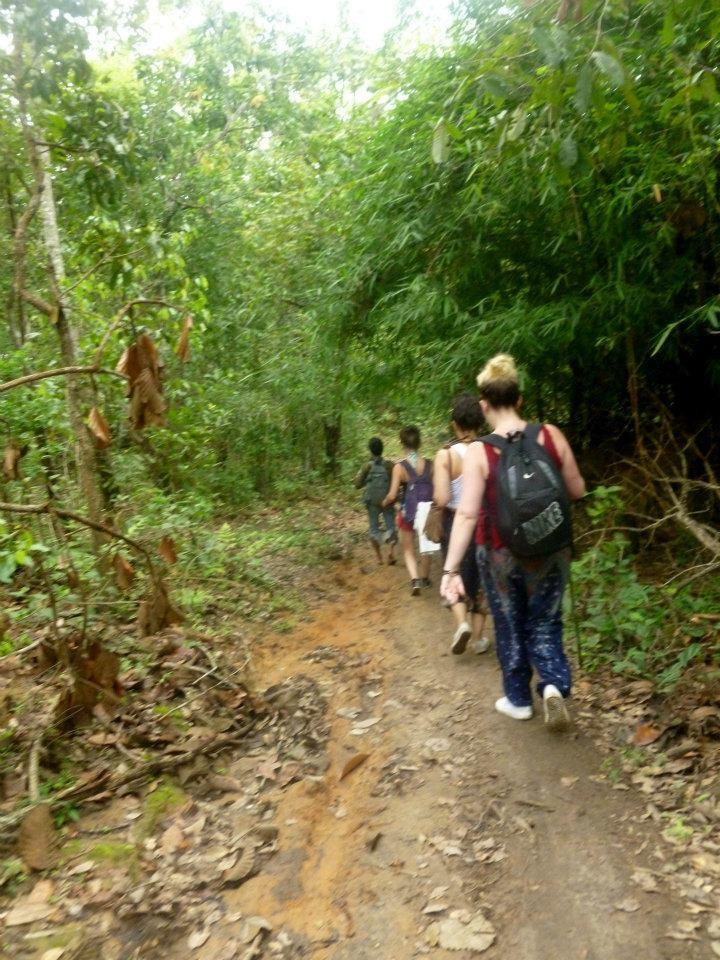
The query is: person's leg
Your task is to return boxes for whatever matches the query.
[479,547,532,707]
[461,541,489,653]
[366,505,383,564]
[418,551,432,583]
[524,550,572,698]
[383,507,397,564]
[398,521,419,587]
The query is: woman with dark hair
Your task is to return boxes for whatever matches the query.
[383,426,440,596]
[432,394,490,656]
[441,355,586,730]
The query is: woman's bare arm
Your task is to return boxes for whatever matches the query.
[441,443,488,603]
[382,462,406,508]
[432,448,452,508]
[544,424,586,501]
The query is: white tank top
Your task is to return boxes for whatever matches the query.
[448,442,470,510]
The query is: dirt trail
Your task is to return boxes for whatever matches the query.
[205,559,707,960]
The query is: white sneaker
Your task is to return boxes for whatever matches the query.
[495,697,533,720]
[470,636,491,654]
[543,684,571,731]
[451,622,472,655]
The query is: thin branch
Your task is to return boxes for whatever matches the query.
[21,289,54,316]
[0,365,125,394]
[0,500,152,563]
[93,298,186,366]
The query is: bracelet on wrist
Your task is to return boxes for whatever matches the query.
[442,570,459,576]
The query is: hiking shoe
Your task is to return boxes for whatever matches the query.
[451,622,472,655]
[410,579,422,596]
[543,684,571,731]
[421,577,432,588]
[470,636,491,654]
[495,697,533,721]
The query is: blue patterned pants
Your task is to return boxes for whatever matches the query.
[477,546,571,707]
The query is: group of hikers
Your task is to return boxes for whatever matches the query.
[353,354,586,731]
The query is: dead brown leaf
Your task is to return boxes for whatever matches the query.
[137,580,184,636]
[339,752,370,781]
[18,803,57,871]
[88,406,112,447]
[632,723,664,747]
[3,440,23,479]
[175,314,193,362]
[118,334,167,429]
[159,536,178,565]
[114,553,136,591]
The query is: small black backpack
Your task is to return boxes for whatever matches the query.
[482,424,572,558]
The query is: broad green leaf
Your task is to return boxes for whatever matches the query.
[559,135,578,169]
[661,10,675,46]
[591,51,625,88]
[506,108,527,142]
[533,27,562,68]
[480,75,510,101]
[574,62,593,113]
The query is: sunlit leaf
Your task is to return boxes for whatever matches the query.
[591,51,625,88]
[431,119,450,164]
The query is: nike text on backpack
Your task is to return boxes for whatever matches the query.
[482,424,572,558]
[401,459,433,525]
[364,459,391,507]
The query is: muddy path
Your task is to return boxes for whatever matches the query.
[3,544,717,960]
[182,557,710,960]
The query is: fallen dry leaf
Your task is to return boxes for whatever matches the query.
[187,928,211,949]
[5,899,56,926]
[632,723,664,747]
[18,803,57,871]
[614,898,641,913]
[41,949,66,960]
[426,911,496,953]
[339,752,369,781]
[632,869,659,893]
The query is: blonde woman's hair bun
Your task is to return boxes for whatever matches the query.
[477,353,518,390]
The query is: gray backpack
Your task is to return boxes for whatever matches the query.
[363,458,391,507]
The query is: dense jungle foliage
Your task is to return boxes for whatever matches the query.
[1,0,719,689]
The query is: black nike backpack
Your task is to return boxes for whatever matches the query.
[482,423,572,558]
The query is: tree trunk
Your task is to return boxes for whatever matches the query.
[36,143,108,543]
[323,414,342,477]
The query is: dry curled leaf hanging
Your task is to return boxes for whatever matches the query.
[137,579,184,636]
[3,440,24,479]
[158,535,178,565]
[175,314,193,363]
[113,553,135,591]
[116,333,166,429]
[88,407,112,448]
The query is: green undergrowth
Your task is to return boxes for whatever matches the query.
[570,486,720,691]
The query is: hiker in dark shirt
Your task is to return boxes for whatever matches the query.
[354,437,397,565]
[441,355,585,730]
[382,425,440,596]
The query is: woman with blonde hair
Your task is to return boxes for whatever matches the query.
[440,355,586,729]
